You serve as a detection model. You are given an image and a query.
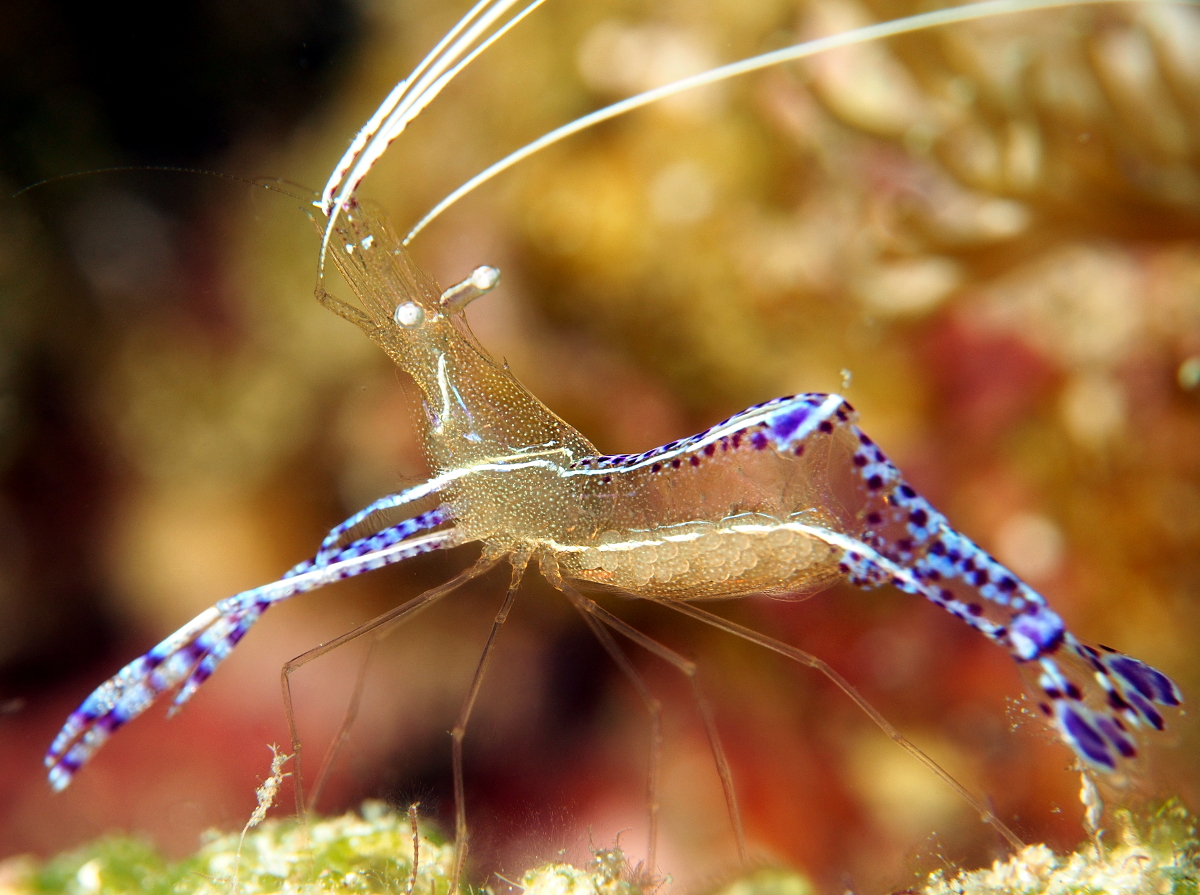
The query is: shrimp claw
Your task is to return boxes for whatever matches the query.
[46,506,457,791]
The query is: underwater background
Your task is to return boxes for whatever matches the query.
[1,0,1198,891]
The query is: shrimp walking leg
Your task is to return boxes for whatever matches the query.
[282,553,502,815]
[556,584,665,875]
[550,567,749,868]
[308,636,379,813]
[667,601,1026,852]
[448,558,525,892]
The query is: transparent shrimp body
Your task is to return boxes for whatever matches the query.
[325,207,847,597]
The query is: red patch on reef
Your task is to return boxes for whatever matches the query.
[921,313,1058,446]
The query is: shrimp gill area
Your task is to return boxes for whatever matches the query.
[2,0,1199,891]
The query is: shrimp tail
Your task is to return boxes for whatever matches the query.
[1023,636,1182,772]
[46,506,457,791]
[777,394,1183,773]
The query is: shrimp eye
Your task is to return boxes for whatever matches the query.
[393,301,426,327]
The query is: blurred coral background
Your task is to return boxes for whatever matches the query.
[1,0,1197,891]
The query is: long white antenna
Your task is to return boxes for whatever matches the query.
[404,0,1193,244]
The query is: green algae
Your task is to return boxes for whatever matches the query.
[3,800,1195,895]
[8,801,455,895]
[922,799,1199,895]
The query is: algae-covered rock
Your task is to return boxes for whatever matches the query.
[5,801,456,895]
[922,800,1199,895]
[2,801,1195,895]
[520,848,646,895]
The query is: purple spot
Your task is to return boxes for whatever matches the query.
[751,431,768,450]
[769,406,810,443]
[866,512,882,526]
[1065,681,1082,700]
[651,463,662,473]
[671,458,681,469]
[731,432,742,448]
[704,444,716,457]
[1095,716,1136,758]
[867,475,883,490]
[1009,605,1065,661]
[998,576,1017,592]
[1109,656,1157,700]
[899,485,916,499]
[95,712,122,734]
[930,541,946,556]
[794,444,805,457]
[602,475,612,484]
[1148,667,1182,706]
[818,420,834,434]
[858,432,873,446]
[967,603,982,616]
[853,454,868,467]
[1126,691,1165,730]
[909,509,928,527]
[1110,656,1181,706]
[689,456,700,467]
[1062,708,1115,769]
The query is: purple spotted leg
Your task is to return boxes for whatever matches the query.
[46,505,457,791]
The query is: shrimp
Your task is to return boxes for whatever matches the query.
[45,0,1184,884]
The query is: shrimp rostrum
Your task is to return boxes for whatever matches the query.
[48,0,1182,875]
